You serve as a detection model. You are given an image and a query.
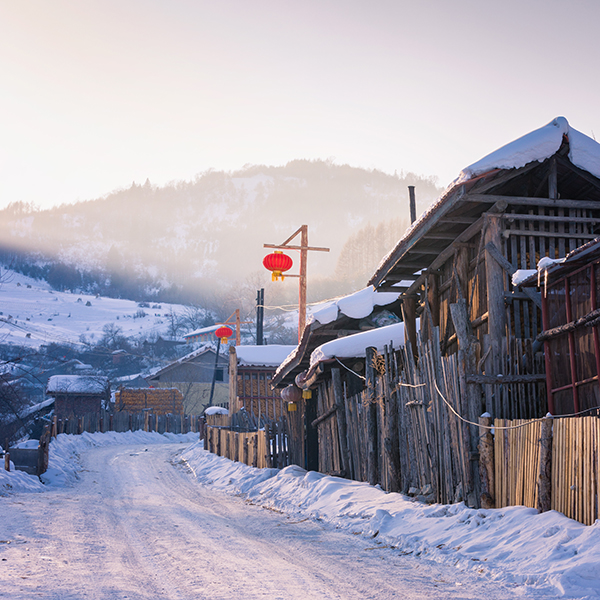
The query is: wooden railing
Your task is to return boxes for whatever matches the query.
[204,418,289,469]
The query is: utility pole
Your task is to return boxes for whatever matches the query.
[256,288,264,345]
[264,225,329,341]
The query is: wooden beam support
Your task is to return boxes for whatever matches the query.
[503,229,598,240]
[365,347,379,486]
[484,215,506,382]
[466,193,600,211]
[485,242,542,309]
[402,295,418,359]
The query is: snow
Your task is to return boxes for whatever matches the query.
[538,256,566,271]
[310,285,400,325]
[512,269,537,287]
[310,322,405,369]
[235,344,297,367]
[452,117,600,187]
[0,268,190,349]
[46,374,109,395]
[374,117,600,283]
[204,406,229,416]
[1,430,599,598]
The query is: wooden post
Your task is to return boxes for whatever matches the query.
[252,434,258,468]
[51,416,58,438]
[484,214,506,415]
[537,415,553,512]
[4,438,9,472]
[229,345,238,414]
[478,415,495,508]
[299,225,308,340]
[401,295,418,360]
[455,245,469,301]
[332,369,349,477]
[365,347,379,486]
[427,273,440,328]
[383,347,402,493]
[450,300,480,506]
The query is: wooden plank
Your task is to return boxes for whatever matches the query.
[466,194,600,211]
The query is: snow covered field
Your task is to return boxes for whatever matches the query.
[0,270,186,349]
[1,432,599,598]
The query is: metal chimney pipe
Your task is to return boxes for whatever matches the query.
[408,186,416,224]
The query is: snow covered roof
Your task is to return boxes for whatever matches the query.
[370,117,600,290]
[453,117,600,188]
[235,345,297,368]
[183,325,220,339]
[145,343,227,379]
[309,286,400,326]
[309,322,405,370]
[46,375,110,395]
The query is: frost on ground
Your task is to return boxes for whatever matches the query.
[180,440,600,599]
[1,431,598,599]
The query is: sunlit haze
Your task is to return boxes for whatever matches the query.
[1,0,599,209]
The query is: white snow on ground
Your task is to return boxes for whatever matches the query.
[181,443,600,599]
[0,269,189,349]
[1,431,598,598]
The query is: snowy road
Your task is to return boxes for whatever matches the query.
[1,443,551,599]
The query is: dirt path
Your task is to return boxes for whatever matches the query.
[0,443,550,599]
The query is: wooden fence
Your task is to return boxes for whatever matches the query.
[204,418,289,469]
[494,415,600,526]
[312,330,474,505]
[50,410,205,438]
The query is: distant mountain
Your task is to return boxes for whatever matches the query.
[0,160,442,304]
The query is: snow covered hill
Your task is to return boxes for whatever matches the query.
[0,269,187,350]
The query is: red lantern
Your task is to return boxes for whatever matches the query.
[263,251,293,281]
[215,325,233,343]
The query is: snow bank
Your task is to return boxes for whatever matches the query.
[179,443,600,599]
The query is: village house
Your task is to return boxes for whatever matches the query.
[46,375,110,419]
[145,345,229,414]
[228,344,296,422]
[264,116,600,507]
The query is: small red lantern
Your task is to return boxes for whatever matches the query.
[263,251,293,281]
[215,325,233,343]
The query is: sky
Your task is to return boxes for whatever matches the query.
[1,0,599,210]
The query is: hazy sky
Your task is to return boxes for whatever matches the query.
[1,0,599,209]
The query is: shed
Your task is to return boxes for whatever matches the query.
[228,344,296,419]
[46,375,110,419]
[370,116,600,421]
[145,345,229,415]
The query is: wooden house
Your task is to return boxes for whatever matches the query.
[271,286,402,470]
[228,344,296,421]
[46,375,110,419]
[145,345,229,414]
[369,116,600,421]
[522,238,600,416]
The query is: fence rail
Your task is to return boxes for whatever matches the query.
[204,418,289,469]
[492,415,600,526]
[50,411,205,438]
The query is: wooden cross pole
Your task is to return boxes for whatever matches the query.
[217,309,252,345]
[264,225,329,342]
